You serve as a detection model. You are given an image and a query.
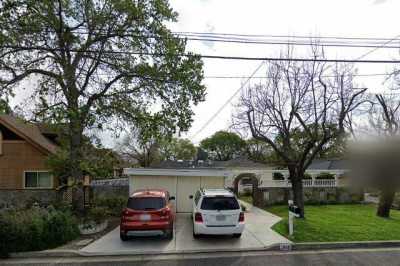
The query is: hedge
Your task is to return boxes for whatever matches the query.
[93,195,126,216]
[315,172,335,180]
[303,173,312,179]
[0,207,79,258]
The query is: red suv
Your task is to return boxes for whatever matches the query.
[120,189,175,241]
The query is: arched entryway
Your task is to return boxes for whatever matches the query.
[233,173,262,207]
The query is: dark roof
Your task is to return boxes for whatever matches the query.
[0,115,58,154]
[210,157,270,168]
[150,160,210,169]
[150,157,270,169]
[307,159,347,170]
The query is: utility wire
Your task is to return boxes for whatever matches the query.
[354,34,400,60]
[10,25,400,42]
[176,37,400,49]
[174,31,400,42]
[2,45,400,63]
[189,33,400,140]
[5,27,400,49]
[203,73,390,79]
[190,62,265,140]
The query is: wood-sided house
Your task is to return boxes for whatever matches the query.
[0,115,59,207]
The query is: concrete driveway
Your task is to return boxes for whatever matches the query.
[80,202,290,255]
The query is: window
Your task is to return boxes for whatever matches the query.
[24,171,52,188]
[127,197,165,210]
[200,197,240,210]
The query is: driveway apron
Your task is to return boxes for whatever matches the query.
[80,202,291,255]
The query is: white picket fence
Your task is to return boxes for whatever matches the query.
[262,179,337,188]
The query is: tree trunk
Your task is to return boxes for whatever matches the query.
[377,187,395,218]
[69,118,85,213]
[289,166,305,218]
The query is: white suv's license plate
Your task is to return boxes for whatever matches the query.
[216,214,226,221]
[140,214,151,221]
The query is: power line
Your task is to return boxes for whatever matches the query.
[6,27,400,49]
[178,37,400,49]
[188,55,400,63]
[354,34,400,60]
[2,45,400,63]
[190,33,400,140]
[190,62,265,140]
[174,31,400,42]
[203,73,390,79]
[11,26,400,42]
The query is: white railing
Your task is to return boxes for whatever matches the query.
[261,179,337,188]
[303,179,313,187]
[312,179,337,187]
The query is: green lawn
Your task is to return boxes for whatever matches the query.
[266,204,400,242]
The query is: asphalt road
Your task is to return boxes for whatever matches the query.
[2,248,400,266]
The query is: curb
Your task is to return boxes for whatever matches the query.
[10,245,281,258]
[292,240,400,251]
[10,249,82,258]
[10,240,400,259]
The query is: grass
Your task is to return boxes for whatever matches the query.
[266,204,400,242]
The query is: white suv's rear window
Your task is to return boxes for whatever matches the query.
[200,196,240,210]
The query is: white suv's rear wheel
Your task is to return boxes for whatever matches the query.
[193,224,200,238]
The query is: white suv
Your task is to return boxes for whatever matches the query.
[190,189,245,238]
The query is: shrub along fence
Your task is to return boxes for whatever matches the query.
[0,206,79,258]
[257,187,364,206]
[92,196,126,217]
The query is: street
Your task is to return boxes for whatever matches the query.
[2,248,400,266]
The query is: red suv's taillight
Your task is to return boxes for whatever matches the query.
[121,208,133,222]
[159,208,170,220]
[194,212,203,223]
[238,212,245,222]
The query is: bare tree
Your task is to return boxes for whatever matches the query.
[116,128,160,168]
[369,94,400,136]
[234,46,366,217]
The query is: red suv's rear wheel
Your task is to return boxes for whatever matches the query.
[164,223,173,240]
[120,232,128,241]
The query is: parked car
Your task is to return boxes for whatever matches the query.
[120,189,175,241]
[190,188,245,238]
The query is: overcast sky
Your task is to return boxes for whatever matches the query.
[9,0,400,147]
[167,0,400,145]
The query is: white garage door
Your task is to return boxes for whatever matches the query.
[129,175,177,199]
[201,176,225,189]
[129,175,225,213]
[176,176,201,213]
[176,176,225,212]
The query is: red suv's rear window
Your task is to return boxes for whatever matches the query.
[127,197,165,211]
